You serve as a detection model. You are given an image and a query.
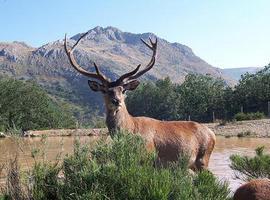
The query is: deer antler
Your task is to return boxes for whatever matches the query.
[64,32,110,84]
[116,37,157,84]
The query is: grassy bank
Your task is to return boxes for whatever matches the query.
[0,132,231,200]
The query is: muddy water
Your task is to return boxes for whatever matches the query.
[209,136,270,191]
[0,136,269,191]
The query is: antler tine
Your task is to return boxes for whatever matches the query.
[141,37,157,50]
[93,62,110,82]
[115,64,141,84]
[70,31,89,52]
[140,38,153,50]
[149,37,157,46]
[114,37,157,84]
[64,33,109,84]
[128,37,157,80]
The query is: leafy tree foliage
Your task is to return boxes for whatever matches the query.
[126,64,270,122]
[234,65,270,114]
[127,75,228,122]
[0,78,76,131]
[127,77,181,120]
[177,74,227,121]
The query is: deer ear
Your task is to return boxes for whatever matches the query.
[123,80,140,91]
[88,80,106,93]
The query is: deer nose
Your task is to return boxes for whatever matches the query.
[111,98,120,106]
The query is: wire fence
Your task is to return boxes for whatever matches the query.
[186,101,270,123]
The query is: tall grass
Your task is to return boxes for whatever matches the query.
[2,132,231,200]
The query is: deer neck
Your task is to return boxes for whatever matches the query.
[105,102,134,134]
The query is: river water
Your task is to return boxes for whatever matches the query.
[0,135,269,191]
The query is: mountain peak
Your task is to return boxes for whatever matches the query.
[71,26,125,42]
[104,26,122,32]
[1,26,235,85]
[87,26,122,35]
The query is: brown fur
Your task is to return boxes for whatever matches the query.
[234,179,270,200]
[104,91,216,170]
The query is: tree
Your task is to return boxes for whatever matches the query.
[177,74,228,122]
[126,77,181,120]
[0,78,76,131]
[234,65,270,114]
[126,75,228,122]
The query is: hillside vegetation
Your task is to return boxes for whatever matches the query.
[0,79,76,131]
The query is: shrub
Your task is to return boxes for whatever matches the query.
[3,132,231,200]
[31,163,60,200]
[234,112,265,121]
[230,146,270,181]
[236,131,252,137]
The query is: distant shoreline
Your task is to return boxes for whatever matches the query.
[205,119,270,138]
[1,119,269,138]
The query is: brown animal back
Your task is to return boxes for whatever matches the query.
[233,179,270,200]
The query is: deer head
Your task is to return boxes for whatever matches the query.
[64,31,157,111]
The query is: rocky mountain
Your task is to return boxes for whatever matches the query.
[0,26,235,120]
[222,67,262,80]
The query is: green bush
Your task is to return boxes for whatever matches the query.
[234,112,265,121]
[230,146,270,181]
[3,132,231,200]
[31,163,60,200]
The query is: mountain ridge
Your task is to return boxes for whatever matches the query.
[0,26,236,120]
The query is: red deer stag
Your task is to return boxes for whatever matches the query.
[64,31,216,170]
[233,179,270,200]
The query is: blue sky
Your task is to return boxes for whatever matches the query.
[0,0,270,68]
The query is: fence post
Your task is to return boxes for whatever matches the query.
[241,106,243,113]
[212,111,215,123]
[268,101,270,118]
[188,115,191,121]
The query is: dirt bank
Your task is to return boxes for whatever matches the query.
[2,119,269,138]
[23,128,108,137]
[205,119,270,138]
